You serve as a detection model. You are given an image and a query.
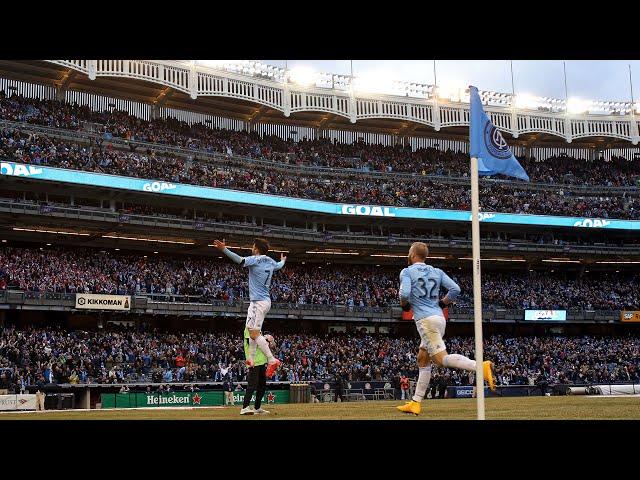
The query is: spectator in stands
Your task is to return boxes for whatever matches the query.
[2,246,639,310]
[1,324,638,387]
[35,374,46,392]
[0,370,8,395]
[0,93,638,219]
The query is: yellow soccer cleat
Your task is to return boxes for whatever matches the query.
[396,400,421,416]
[483,360,496,391]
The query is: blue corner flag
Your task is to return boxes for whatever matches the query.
[469,85,529,181]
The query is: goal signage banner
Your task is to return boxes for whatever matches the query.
[524,310,567,321]
[3,162,639,231]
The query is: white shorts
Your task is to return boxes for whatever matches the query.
[245,299,271,330]
[416,315,447,357]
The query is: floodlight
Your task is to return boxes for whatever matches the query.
[437,83,466,102]
[288,66,318,86]
[353,72,401,95]
[199,60,228,69]
[514,93,539,110]
[566,97,592,114]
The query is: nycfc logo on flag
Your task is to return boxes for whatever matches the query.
[483,124,511,160]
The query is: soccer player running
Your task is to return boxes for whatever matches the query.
[213,237,284,378]
[396,242,495,416]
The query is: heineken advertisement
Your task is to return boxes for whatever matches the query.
[101,390,289,409]
[231,390,289,405]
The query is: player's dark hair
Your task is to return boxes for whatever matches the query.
[253,238,270,255]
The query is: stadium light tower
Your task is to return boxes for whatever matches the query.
[197,60,231,69]
[438,83,466,102]
[629,64,639,114]
[567,97,592,114]
[288,66,318,87]
[514,93,540,110]
[352,71,398,95]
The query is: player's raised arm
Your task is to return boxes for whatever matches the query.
[439,269,461,305]
[213,239,244,266]
[399,268,412,311]
[274,253,287,270]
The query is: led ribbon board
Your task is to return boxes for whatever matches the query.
[2,162,638,231]
[524,310,567,321]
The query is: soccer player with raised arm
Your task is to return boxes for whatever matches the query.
[396,242,495,416]
[213,237,285,378]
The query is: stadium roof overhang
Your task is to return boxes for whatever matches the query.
[0,60,636,150]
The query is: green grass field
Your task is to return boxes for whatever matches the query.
[1,396,638,420]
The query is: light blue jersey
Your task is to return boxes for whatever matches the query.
[222,248,285,301]
[399,263,460,321]
[243,255,284,301]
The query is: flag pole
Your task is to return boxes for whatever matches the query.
[563,61,569,108]
[470,154,486,420]
[510,60,515,98]
[433,60,437,89]
[469,84,528,421]
[629,64,635,115]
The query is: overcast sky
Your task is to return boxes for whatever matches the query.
[255,60,640,102]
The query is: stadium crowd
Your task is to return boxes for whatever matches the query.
[1,126,639,219]
[2,92,639,186]
[0,247,638,310]
[0,326,638,389]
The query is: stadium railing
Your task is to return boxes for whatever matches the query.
[2,198,638,255]
[0,290,627,322]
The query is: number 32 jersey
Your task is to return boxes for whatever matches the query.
[399,262,461,321]
[244,255,285,301]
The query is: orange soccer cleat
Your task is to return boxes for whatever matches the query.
[483,360,496,391]
[265,358,281,378]
[396,400,421,416]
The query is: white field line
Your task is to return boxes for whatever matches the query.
[586,394,640,398]
[0,406,228,414]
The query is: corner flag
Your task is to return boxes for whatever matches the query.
[469,85,529,181]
